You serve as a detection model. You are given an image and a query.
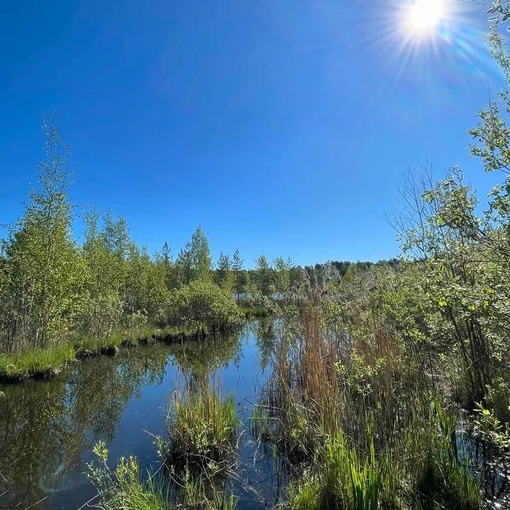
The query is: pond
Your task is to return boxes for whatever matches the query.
[0,320,280,510]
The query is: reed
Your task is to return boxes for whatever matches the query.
[261,289,482,509]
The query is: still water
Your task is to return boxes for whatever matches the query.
[0,321,279,510]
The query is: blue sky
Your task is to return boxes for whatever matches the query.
[0,0,505,267]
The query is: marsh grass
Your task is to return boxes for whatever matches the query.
[406,402,481,510]
[0,342,75,378]
[164,384,240,476]
[258,304,343,459]
[288,431,383,510]
[0,324,203,381]
[288,406,481,510]
[88,441,237,510]
[249,403,271,442]
[258,293,482,509]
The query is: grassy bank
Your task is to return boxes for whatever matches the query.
[0,324,217,384]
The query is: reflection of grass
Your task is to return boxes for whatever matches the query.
[164,386,240,475]
[249,404,271,442]
[178,468,237,510]
[239,306,271,318]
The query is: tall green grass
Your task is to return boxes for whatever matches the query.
[407,402,480,510]
[288,431,382,510]
[0,343,75,377]
[288,407,480,510]
[262,294,482,509]
[164,385,240,475]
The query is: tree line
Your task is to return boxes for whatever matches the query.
[0,122,305,354]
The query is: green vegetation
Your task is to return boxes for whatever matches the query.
[89,441,238,510]
[0,342,173,508]
[168,279,243,333]
[6,4,510,509]
[0,323,220,382]
[163,385,240,475]
[88,442,170,510]
[0,343,75,379]
[252,276,483,509]
[86,383,241,510]
[0,120,289,380]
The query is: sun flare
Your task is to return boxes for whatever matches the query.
[409,0,444,31]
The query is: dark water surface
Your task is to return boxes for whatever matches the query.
[0,321,278,510]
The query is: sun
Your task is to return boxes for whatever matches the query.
[408,0,444,31]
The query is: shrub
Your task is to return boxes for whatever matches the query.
[167,280,243,333]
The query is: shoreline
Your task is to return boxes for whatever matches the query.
[0,306,271,385]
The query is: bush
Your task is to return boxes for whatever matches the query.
[75,292,123,340]
[167,280,243,333]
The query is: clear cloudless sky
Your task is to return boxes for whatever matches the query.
[0,0,506,267]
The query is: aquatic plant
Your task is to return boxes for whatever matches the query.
[164,385,240,475]
[288,431,383,510]
[260,301,343,459]
[261,279,483,509]
[408,402,481,510]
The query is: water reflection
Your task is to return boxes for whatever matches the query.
[0,334,242,510]
[0,377,72,508]
[171,333,242,391]
[251,319,280,372]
